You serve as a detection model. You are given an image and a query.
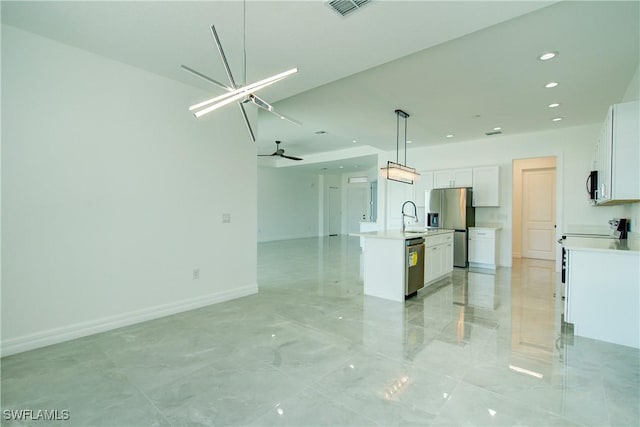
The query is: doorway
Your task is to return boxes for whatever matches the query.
[513,157,557,260]
[346,186,368,234]
[327,186,341,236]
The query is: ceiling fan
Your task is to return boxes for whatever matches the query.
[258,141,303,161]
[181,2,300,142]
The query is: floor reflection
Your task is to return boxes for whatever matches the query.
[2,236,637,426]
[510,258,560,380]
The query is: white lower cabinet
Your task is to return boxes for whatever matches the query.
[424,232,454,285]
[566,248,639,348]
[468,228,498,270]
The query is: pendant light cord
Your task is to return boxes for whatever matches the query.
[404,115,408,166]
[396,112,400,164]
[243,0,247,86]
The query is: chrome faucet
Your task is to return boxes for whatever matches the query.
[401,200,418,232]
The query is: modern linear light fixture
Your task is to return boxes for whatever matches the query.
[381,109,420,185]
[182,1,299,142]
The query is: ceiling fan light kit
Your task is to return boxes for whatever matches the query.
[381,109,420,185]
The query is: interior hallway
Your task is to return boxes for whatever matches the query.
[1,236,638,426]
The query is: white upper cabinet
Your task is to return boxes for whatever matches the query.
[424,165,500,207]
[595,100,639,205]
[414,171,434,207]
[434,168,473,188]
[472,166,500,207]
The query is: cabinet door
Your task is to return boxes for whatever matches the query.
[453,168,473,187]
[468,236,495,265]
[424,246,434,283]
[597,108,613,202]
[386,179,415,230]
[472,166,500,207]
[414,171,434,207]
[610,101,640,200]
[444,242,454,273]
[430,245,443,279]
[434,171,453,188]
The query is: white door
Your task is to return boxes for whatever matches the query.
[347,187,368,234]
[328,186,341,236]
[522,168,556,260]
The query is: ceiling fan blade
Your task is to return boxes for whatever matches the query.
[180,65,231,92]
[249,94,302,126]
[238,103,256,142]
[258,150,279,157]
[280,154,303,161]
[210,24,238,89]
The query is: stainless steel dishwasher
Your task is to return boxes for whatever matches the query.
[405,237,425,298]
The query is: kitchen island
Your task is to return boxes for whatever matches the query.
[352,229,454,302]
[564,236,640,348]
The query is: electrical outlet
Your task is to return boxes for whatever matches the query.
[193,268,200,280]
[222,213,231,223]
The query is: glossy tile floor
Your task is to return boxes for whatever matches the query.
[2,236,639,426]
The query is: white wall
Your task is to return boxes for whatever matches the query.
[257,166,320,242]
[1,26,258,355]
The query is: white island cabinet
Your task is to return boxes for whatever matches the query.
[564,237,640,348]
[352,229,454,302]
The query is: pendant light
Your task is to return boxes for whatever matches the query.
[381,109,420,185]
[181,0,300,142]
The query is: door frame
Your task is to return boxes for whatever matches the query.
[512,156,563,271]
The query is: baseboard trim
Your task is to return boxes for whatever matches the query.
[0,284,258,357]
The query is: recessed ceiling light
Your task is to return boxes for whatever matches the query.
[552,117,563,122]
[493,127,502,131]
[446,134,454,138]
[339,166,344,169]
[352,139,357,143]
[538,51,558,61]
[406,140,413,144]
[545,82,559,88]
[548,103,560,108]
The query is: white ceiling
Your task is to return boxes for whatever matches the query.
[3,1,639,173]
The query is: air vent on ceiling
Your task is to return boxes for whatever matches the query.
[485,130,503,136]
[326,0,372,17]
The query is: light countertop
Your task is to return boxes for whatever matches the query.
[471,224,502,231]
[563,236,640,254]
[351,229,454,240]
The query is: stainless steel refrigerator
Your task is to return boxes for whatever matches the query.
[425,188,475,267]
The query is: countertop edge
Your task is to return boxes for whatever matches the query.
[351,229,455,240]
[563,237,640,254]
